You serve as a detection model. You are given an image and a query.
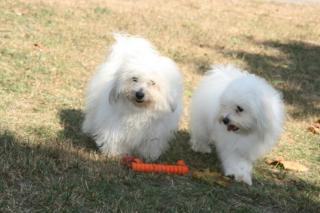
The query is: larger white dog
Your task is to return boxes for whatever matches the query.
[82,34,183,161]
[190,65,284,185]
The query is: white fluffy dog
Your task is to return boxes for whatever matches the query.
[190,64,284,185]
[82,34,183,161]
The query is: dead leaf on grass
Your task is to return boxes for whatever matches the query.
[33,43,47,52]
[192,169,231,187]
[266,158,309,172]
[307,119,320,135]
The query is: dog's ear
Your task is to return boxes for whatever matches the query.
[256,97,274,133]
[109,83,119,104]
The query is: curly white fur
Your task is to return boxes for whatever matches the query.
[82,34,183,161]
[189,64,284,185]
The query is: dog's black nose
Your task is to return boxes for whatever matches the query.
[135,91,145,100]
[222,117,230,125]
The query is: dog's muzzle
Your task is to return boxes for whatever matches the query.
[221,116,239,132]
[135,90,145,103]
[222,117,230,125]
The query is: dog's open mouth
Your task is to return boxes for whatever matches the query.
[132,98,152,108]
[227,124,239,131]
[135,99,144,103]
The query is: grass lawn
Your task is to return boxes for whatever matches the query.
[0,0,319,212]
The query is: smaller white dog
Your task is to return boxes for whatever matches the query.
[190,64,284,185]
[82,34,183,161]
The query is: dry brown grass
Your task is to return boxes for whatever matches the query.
[1,0,319,212]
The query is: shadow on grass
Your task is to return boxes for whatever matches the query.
[0,130,123,212]
[1,130,319,212]
[161,130,221,171]
[58,108,97,150]
[217,39,320,119]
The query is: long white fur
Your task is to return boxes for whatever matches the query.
[190,64,284,185]
[82,34,183,161]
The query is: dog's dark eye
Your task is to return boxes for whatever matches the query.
[236,105,243,113]
[132,77,138,82]
[150,80,156,85]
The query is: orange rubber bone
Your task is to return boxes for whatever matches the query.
[121,156,189,175]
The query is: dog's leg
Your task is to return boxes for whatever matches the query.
[97,137,131,158]
[139,147,162,162]
[138,136,170,162]
[221,155,253,185]
[189,113,212,153]
[189,125,212,153]
[190,136,211,153]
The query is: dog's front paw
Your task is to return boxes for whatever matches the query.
[234,173,252,185]
[225,168,252,185]
[190,140,212,153]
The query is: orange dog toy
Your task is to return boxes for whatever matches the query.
[121,156,189,175]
